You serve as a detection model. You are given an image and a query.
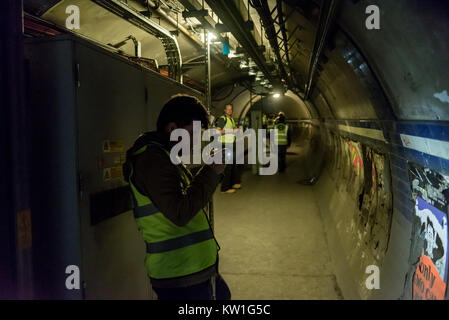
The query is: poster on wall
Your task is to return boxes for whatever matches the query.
[408,162,449,299]
[413,254,446,300]
[414,197,448,280]
[409,162,449,214]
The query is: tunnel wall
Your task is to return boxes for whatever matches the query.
[314,119,449,300]
[297,0,449,299]
[309,14,449,300]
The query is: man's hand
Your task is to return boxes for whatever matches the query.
[216,128,225,135]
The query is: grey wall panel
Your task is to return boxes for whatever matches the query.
[25,34,204,299]
[141,69,204,131]
[25,38,83,299]
[74,39,151,300]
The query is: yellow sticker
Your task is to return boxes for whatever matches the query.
[103,139,124,153]
[17,209,32,250]
[110,166,123,180]
[103,166,123,181]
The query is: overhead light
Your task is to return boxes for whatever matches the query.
[273,93,281,99]
[229,52,244,58]
[200,32,218,43]
[239,61,248,69]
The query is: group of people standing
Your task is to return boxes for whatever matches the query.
[215,105,292,192]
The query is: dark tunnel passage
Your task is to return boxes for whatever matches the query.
[1,0,449,301]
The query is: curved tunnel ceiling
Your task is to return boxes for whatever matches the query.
[210,0,449,123]
[251,91,312,120]
[24,0,449,122]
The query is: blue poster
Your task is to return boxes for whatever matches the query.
[415,196,449,283]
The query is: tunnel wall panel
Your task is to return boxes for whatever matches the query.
[315,118,449,299]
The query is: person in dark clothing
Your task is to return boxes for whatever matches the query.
[215,104,242,194]
[274,112,291,173]
[124,94,231,300]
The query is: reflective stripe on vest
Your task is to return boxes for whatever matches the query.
[275,123,288,145]
[128,142,218,279]
[218,115,236,143]
[133,201,159,218]
[146,229,214,253]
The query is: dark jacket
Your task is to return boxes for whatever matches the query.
[125,131,221,288]
[215,115,235,130]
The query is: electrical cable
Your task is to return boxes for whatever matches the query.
[212,85,235,102]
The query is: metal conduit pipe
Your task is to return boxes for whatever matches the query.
[206,0,278,87]
[147,0,235,80]
[146,0,204,47]
[251,0,290,89]
[92,0,183,82]
[304,0,338,100]
[276,0,293,79]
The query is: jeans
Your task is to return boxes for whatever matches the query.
[152,274,231,300]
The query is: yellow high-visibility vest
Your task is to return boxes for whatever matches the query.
[218,115,236,143]
[274,123,288,146]
[128,142,218,280]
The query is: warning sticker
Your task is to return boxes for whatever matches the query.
[103,139,124,153]
[103,166,123,182]
[413,255,447,300]
[103,168,111,181]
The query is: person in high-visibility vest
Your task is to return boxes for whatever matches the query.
[124,94,231,300]
[215,104,242,194]
[274,112,290,173]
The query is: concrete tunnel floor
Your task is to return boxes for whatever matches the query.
[212,143,344,300]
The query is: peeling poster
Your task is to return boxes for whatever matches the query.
[414,197,448,283]
[408,162,449,299]
[413,255,446,300]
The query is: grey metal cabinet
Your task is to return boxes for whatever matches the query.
[25,34,203,299]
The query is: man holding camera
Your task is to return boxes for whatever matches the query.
[124,94,231,300]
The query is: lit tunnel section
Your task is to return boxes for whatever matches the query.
[210,4,449,297]
[6,0,449,300]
